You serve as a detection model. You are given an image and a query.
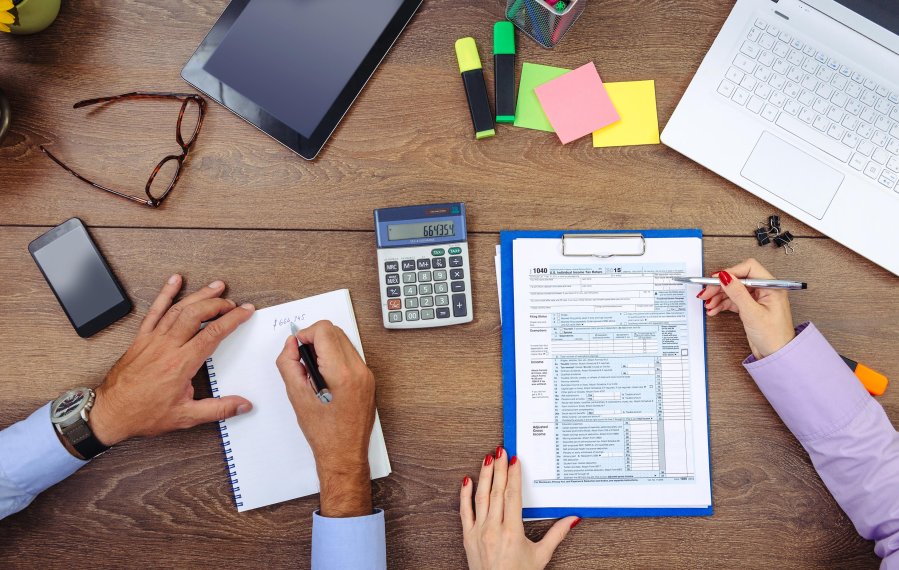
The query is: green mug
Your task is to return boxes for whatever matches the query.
[7,0,60,35]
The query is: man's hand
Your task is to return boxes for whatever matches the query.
[276,320,376,518]
[88,275,256,447]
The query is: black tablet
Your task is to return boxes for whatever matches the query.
[181,0,421,160]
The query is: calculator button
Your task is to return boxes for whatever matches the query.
[405,297,419,309]
[387,299,401,311]
[402,260,416,271]
[436,307,451,319]
[433,270,447,281]
[449,256,464,267]
[384,261,399,273]
[434,282,449,294]
[431,248,445,256]
[388,311,403,323]
[449,247,462,255]
[403,285,418,296]
[418,271,432,282]
[417,258,431,270]
[385,274,400,285]
[451,281,465,292]
[452,294,467,317]
[450,269,464,280]
[432,257,447,269]
[419,283,433,295]
[421,308,435,320]
[386,286,401,297]
[406,310,420,321]
[420,296,434,307]
[435,294,449,306]
[403,272,417,283]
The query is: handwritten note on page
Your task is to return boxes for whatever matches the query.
[206,289,391,512]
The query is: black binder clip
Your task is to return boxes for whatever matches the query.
[773,231,795,255]
[754,214,796,255]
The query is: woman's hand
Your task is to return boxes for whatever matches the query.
[460,447,580,570]
[697,258,796,359]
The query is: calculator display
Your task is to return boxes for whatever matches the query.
[387,221,456,241]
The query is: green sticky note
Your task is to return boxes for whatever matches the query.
[513,62,571,132]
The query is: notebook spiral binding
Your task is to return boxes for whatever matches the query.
[207,357,242,508]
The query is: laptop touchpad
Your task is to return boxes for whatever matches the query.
[741,132,844,220]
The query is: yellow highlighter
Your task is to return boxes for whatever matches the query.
[842,356,889,396]
[454,37,495,140]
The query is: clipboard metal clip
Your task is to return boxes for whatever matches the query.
[561,233,647,259]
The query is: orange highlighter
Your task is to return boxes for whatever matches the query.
[842,356,889,396]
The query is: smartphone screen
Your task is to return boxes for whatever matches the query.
[29,219,132,337]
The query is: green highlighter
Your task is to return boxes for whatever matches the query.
[493,22,516,124]
[455,37,495,140]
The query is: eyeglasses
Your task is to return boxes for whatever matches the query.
[40,92,207,208]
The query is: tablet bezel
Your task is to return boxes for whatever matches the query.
[181,0,422,160]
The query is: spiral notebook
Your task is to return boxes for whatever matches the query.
[205,289,391,512]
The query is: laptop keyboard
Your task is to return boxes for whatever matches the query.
[716,17,899,193]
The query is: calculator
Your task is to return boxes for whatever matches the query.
[374,203,473,329]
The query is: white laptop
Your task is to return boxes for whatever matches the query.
[662,0,899,275]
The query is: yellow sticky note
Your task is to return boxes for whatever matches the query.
[592,80,660,148]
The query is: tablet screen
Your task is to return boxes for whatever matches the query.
[203,0,404,138]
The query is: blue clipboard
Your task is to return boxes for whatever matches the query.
[500,229,713,519]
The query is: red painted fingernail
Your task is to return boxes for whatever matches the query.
[510,455,518,466]
[484,454,493,466]
[718,271,733,286]
[696,288,705,298]
[570,517,582,529]
[463,476,471,487]
[496,446,503,459]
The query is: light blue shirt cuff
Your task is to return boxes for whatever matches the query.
[0,403,88,519]
[312,508,386,570]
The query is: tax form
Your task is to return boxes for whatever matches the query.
[504,232,711,516]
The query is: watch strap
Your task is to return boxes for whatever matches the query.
[62,419,109,460]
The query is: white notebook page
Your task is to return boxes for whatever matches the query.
[511,237,710,510]
[207,289,391,512]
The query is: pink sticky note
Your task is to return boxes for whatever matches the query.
[534,62,620,144]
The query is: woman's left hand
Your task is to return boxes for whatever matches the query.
[460,447,580,570]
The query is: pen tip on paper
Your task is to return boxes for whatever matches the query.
[289,322,299,336]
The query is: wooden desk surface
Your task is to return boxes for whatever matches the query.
[0,1,895,568]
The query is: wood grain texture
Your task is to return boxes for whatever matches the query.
[0,0,827,237]
[0,227,894,569]
[0,0,896,567]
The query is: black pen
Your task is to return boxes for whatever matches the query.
[290,322,332,404]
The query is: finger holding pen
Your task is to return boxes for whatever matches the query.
[290,322,332,403]
[697,259,796,359]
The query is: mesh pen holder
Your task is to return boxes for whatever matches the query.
[506,0,586,49]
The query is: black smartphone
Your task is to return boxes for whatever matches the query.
[29,218,132,338]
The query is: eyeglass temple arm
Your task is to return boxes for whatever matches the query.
[39,145,156,207]
[73,92,201,109]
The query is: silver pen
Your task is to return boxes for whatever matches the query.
[672,276,807,290]
[290,322,333,404]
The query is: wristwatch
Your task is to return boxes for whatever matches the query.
[50,388,109,460]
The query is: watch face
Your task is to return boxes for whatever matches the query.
[52,388,88,421]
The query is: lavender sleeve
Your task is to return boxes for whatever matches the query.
[744,322,899,568]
